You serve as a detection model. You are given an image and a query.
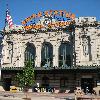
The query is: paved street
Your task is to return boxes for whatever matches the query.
[0,92,100,100]
[0,92,75,100]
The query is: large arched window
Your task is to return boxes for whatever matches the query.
[59,42,72,67]
[24,43,36,66]
[41,42,53,67]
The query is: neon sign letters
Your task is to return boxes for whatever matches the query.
[22,10,75,30]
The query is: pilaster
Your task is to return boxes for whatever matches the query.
[53,42,60,67]
[35,44,42,67]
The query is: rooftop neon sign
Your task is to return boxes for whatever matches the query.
[22,10,75,30]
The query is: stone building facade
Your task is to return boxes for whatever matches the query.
[1,17,100,92]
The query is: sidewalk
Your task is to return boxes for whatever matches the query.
[0,92,74,100]
[0,96,22,100]
[2,92,100,100]
[1,91,100,100]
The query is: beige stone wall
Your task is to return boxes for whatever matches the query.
[2,17,100,68]
[1,30,70,68]
[75,17,100,66]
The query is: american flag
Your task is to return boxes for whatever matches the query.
[6,9,13,28]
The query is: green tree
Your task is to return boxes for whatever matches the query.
[15,61,35,91]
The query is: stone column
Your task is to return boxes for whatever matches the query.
[53,43,60,67]
[35,44,42,67]
[19,42,26,68]
[18,42,25,67]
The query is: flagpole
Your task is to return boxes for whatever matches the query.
[4,4,8,31]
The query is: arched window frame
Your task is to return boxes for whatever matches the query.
[59,42,72,67]
[41,42,53,67]
[24,43,36,66]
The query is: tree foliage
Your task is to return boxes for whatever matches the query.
[15,61,35,89]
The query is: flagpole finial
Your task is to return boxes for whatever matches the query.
[6,0,9,8]
[6,3,8,8]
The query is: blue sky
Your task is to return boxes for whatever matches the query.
[0,0,100,30]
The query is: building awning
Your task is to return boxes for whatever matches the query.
[1,65,100,71]
[1,67,23,70]
[34,65,100,71]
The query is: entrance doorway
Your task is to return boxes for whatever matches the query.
[3,78,12,91]
[81,78,94,93]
